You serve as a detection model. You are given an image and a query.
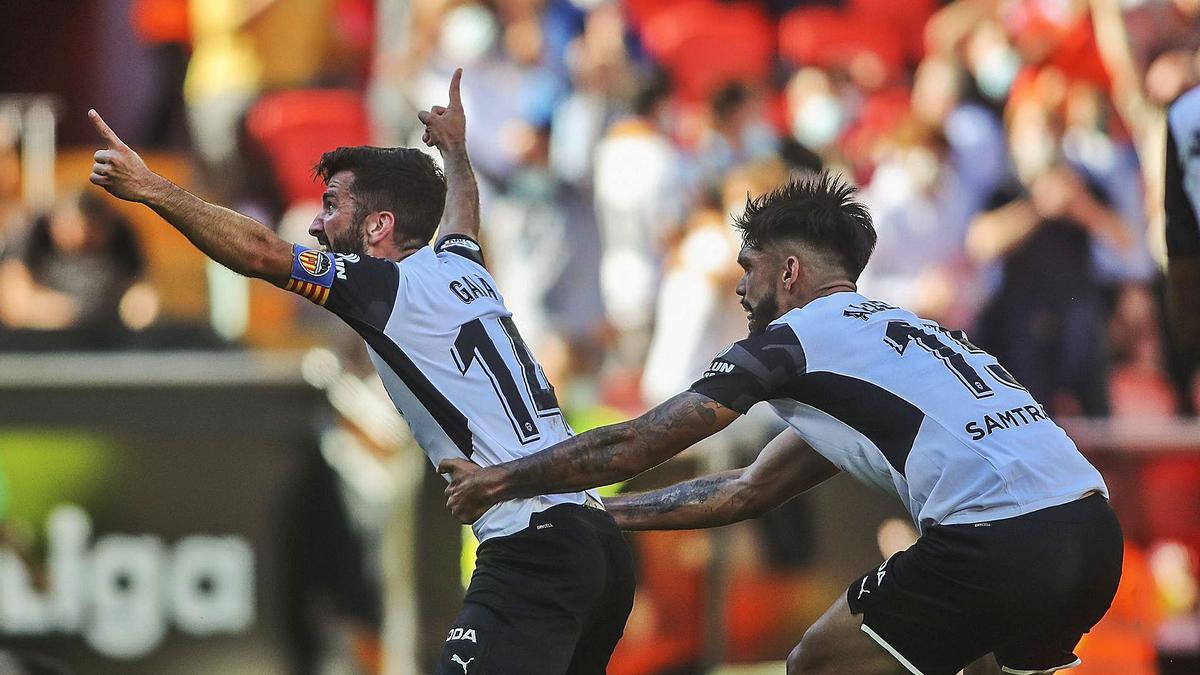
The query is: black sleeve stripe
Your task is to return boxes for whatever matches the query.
[688,325,806,413]
[1165,122,1200,258]
[434,234,486,267]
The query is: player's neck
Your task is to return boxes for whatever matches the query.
[369,241,424,262]
[790,280,857,311]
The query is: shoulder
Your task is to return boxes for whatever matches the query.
[709,324,806,381]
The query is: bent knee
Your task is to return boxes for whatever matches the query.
[786,634,825,675]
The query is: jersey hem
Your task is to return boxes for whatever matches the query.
[471,491,600,543]
[937,489,1106,527]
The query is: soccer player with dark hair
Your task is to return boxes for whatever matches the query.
[443,172,1123,675]
[87,70,635,675]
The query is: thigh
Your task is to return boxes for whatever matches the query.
[564,520,637,675]
[842,548,993,675]
[789,591,911,675]
[437,600,578,675]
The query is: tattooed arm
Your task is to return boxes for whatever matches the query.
[603,428,840,530]
[440,392,741,523]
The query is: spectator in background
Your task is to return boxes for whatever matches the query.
[130,0,191,148]
[857,119,982,327]
[183,0,263,192]
[693,82,779,192]
[593,74,688,367]
[967,96,1132,416]
[1165,83,1200,403]
[0,192,156,343]
[0,121,27,260]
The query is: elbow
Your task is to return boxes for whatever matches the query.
[733,474,786,521]
[245,237,292,283]
[734,490,770,521]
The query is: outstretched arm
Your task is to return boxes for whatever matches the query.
[419,68,481,242]
[604,428,840,530]
[87,110,292,285]
[440,392,742,522]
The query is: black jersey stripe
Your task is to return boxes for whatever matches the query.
[784,372,924,476]
[349,317,474,457]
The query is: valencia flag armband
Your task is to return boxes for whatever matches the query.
[285,244,336,306]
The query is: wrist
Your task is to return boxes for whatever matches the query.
[439,142,470,163]
[137,172,171,205]
[483,466,511,502]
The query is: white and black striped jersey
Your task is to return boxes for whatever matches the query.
[1167,85,1200,261]
[690,292,1107,532]
[285,235,599,542]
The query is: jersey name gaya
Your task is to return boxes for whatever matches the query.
[286,235,598,542]
[690,292,1107,531]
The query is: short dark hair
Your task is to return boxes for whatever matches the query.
[733,171,876,281]
[314,146,447,245]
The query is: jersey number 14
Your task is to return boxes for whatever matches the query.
[452,317,561,444]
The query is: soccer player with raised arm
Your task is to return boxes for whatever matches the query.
[88,70,635,675]
[441,174,1123,675]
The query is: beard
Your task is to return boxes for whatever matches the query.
[326,216,367,256]
[744,289,779,337]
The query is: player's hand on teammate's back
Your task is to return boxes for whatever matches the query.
[439,458,499,523]
[418,68,466,152]
[87,110,163,203]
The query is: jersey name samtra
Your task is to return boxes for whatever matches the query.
[690,292,1107,531]
[286,235,598,542]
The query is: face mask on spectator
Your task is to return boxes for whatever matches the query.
[439,4,498,64]
[974,46,1021,101]
[792,93,843,149]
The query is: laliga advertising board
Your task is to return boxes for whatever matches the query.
[0,352,324,673]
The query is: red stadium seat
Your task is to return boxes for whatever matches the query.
[244,89,371,207]
[622,0,693,30]
[848,0,936,62]
[639,1,775,102]
[778,7,906,83]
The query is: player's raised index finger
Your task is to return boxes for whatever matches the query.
[448,68,463,108]
[88,109,124,147]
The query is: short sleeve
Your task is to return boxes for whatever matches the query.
[434,233,485,267]
[688,324,807,413]
[284,245,399,329]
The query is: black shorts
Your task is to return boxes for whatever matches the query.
[847,493,1123,675]
[437,503,636,675]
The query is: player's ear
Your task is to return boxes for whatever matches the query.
[782,255,801,291]
[367,211,396,246]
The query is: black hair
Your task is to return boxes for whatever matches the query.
[632,70,673,117]
[711,82,749,123]
[733,171,876,281]
[313,146,447,245]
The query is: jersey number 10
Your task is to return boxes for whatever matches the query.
[452,317,561,444]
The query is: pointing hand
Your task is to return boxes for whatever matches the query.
[87,110,162,203]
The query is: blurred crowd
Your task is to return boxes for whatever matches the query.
[1,1,1199,672]
[4,0,1197,420]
